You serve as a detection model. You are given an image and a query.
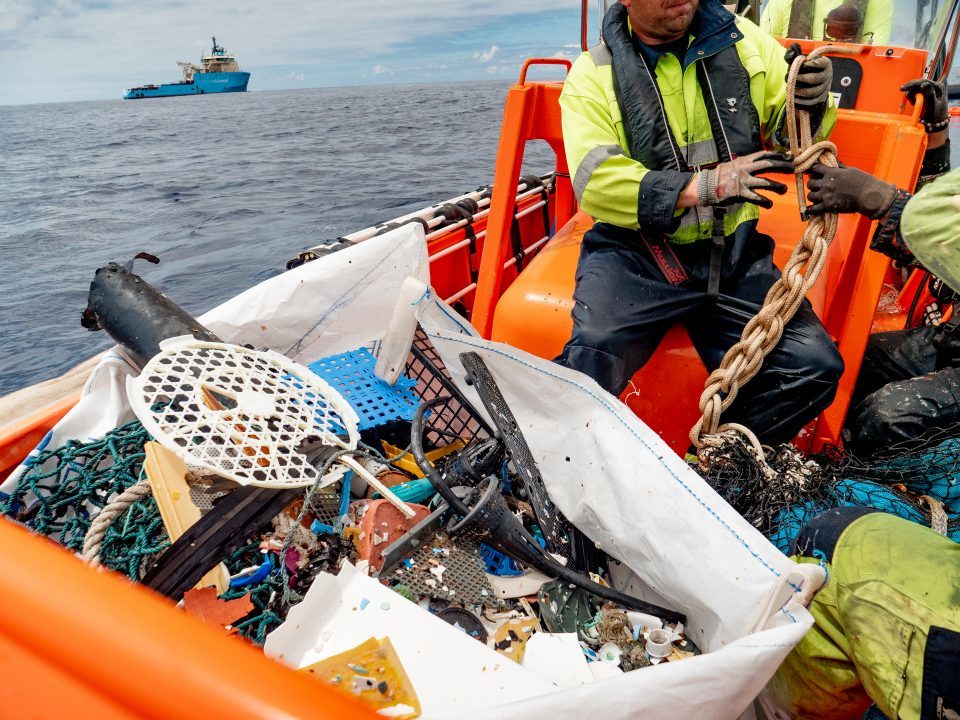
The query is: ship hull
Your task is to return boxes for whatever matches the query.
[123,71,250,99]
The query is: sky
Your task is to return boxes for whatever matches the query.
[0,0,587,105]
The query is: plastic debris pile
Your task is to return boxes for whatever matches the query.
[2,309,696,716]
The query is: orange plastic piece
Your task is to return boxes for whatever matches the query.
[182,587,254,631]
[0,393,78,484]
[488,44,927,453]
[472,61,577,338]
[0,518,378,720]
[354,499,432,573]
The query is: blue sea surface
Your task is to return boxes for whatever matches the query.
[0,82,553,396]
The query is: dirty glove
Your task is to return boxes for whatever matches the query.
[901,79,950,134]
[784,43,833,108]
[806,164,898,218]
[697,150,794,209]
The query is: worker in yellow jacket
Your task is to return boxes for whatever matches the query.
[760,0,894,44]
[557,0,843,445]
[769,508,960,719]
[768,93,960,718]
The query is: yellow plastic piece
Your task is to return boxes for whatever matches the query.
[143,442,229,593]
[380,440,465,478]
[299,636,421,719]
[493,616,539,663]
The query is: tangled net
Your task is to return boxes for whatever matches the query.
[0,419,308,645]
[699,423,960,553]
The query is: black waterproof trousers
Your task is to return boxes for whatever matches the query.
[847,325,960,455]
[556,222,844,446]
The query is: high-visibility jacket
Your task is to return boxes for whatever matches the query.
[768,513,960,719]
[560,0,836,244]
[900,167,960,294]
[760,0,893,44]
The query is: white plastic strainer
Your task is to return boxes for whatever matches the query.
[127,337,360,489]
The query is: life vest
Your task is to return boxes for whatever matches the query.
[603,1,762,175]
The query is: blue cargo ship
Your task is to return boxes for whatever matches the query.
[124,38,250,99]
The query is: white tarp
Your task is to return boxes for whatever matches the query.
[5,224,822,718]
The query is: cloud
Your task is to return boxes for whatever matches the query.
[0,0,582,104]
[563,42,580,48]
[283,71,304,81]
[372,64,393,75]
[472,45,500,63]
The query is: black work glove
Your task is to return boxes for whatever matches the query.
[806,164,899,218]
[697,150,794,209]
[785,43,833,109]
[901,79,950,133]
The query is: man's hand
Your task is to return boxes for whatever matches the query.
[696,151,794,209]
[901,79,949,133]
[784,43,833,109]
[806,164,898,218]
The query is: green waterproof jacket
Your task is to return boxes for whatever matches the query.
[900,167,960,295]
[560,6,836,244]
[769,513,960,719]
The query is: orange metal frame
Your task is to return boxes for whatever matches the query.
[471,59,576,338]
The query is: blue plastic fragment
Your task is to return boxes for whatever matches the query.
[229,553,275,589]
[479,543,523,576]
[359,598,370,611]
[308,347,419,431]
[311,519,337,536]
[403,558,414,569]
[339,470,353,517]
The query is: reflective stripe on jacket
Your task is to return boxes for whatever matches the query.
[560,0,836,243]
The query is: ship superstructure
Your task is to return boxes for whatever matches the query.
[124,37,250,100]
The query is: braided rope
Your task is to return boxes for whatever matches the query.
[691,46,851,455]
[922,495,950,535]
[82,478,153,566]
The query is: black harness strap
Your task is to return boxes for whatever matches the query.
[697,60,734,301]
[510,212,525,270]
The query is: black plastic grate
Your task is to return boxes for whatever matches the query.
[404,328,491,449]
[459,351,570,556]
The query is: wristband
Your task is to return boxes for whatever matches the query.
[924,117,951,133]
[697,170,717,206]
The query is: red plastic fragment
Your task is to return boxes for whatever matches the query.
[182,587,254,630]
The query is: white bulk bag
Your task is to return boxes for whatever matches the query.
[6,224,821,719]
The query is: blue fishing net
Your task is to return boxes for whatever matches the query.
[768,478,960,554]
[700,428,960,553]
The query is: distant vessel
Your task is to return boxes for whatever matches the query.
[123,37,250,100]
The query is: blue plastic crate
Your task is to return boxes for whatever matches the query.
[308,347,419,431]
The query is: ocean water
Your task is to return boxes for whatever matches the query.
[0,81,554,396]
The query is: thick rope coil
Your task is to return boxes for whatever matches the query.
[691,46,855,459]
[82,478,153,566]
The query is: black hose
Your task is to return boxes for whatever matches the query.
[410,397,472,516]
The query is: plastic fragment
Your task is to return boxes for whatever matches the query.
[298,636,420,719]
[182,587,254,630]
